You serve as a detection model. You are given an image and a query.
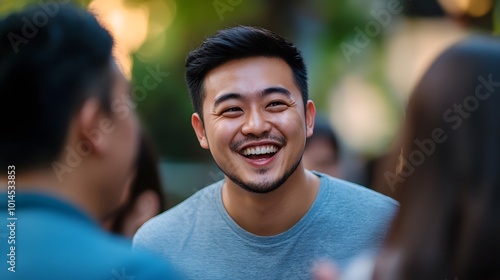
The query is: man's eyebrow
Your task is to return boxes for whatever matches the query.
[212,93,242,110]
[212,87,291,110]
[261,87,292,97]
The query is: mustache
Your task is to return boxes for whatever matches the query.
[230,134,286,152]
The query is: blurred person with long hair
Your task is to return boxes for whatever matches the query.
[336,36,500,280]
[103,132,166,238]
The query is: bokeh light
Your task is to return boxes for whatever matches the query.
[88,0,150,79]
[438,0,493,17]
[330,74,397,155]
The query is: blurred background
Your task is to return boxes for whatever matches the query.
[1,0,497,206]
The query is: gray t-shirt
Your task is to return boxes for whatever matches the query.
[133,172,398,279]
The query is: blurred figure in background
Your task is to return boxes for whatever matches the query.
[340,36,500,280]
[303,115,342,178]
[374,35,500,280]
[103,132,166,238]
[0,4,179,279]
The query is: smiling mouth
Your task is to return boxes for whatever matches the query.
[240,145,279,160]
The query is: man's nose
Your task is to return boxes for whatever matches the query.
[241,108,272,136]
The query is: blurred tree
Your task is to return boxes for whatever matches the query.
[9,0,486,160]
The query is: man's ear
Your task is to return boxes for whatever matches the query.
[305,100,316,138]
[191,113,209,149]
[77,97,107,156]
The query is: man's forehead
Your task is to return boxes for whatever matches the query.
[203,58,296,97]
[206,56,291,79]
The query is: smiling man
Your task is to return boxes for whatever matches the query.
[133,26,398,279]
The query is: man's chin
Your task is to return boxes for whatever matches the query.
[218,153,303,194]
[225,172,288,194]
[236,180,283,194]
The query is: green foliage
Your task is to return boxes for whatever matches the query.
[1,0,403,160]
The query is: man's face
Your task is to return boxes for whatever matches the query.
[101,64,139,213]
[192,57,315,193]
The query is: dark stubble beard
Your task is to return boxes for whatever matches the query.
[208,131,304,193]
[215,150,304,194]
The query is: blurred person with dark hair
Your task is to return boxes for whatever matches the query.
[103,132,166,238]
[335,36,500,280]
[134,25,397,279]
[303,114,342,178]
[0,4,179,279]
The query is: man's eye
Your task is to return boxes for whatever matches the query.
[221,107,243,116]
[267,101,287,108]
[223,107,241,112]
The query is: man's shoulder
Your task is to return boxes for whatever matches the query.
[75,231,181,278]
[150,181,220,223]
[320,173,398,208]
[97,235,182,279]
[3,200,180,279]
[134,181,222,241]
[314,173,397,247]
[316,173,398,223]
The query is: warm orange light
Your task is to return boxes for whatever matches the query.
[467,0,492,17]
[438,0,469,16]
[137,0,177,61]
[88,0,149,79]
[438,0,493,17]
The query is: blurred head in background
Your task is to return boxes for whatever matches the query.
[303,115,341,178]
[103,132,165,238]
[0,4,139,221]
[375,36,500,279]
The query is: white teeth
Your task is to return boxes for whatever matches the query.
[242,145,278,156]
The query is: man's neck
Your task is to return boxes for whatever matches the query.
[221,167,320,236]
[2,169,102,221]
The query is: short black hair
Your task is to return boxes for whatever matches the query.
[185,26,308,118]
[0,4,114,171]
